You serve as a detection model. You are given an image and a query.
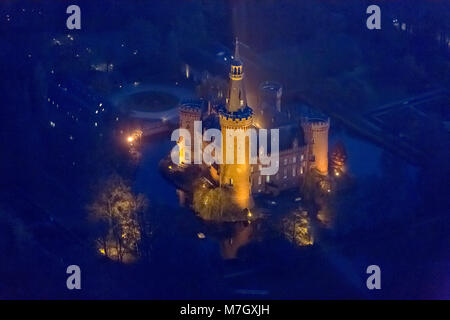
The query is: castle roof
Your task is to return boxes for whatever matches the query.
[179,99,205,113]
[248,123,305,154]
[278,123,305,151]
[226,38,249,113]
[218,105,253,120]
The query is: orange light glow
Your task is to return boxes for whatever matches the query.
[197,232,205,239]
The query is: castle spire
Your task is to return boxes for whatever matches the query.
[227,38,246,112]
[218,37,254,211]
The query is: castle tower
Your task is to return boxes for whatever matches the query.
[259,81,282,113]
[301,117,330,175]
[257,81,283,128]
[219,39,254,210]
[178,101,202,164]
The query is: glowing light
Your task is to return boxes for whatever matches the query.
[185,64,190,79]
[197,232,205,239]
[99,248,105,255]
[127,136,134,143]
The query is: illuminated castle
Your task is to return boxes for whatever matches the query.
[177,38,330,203]
[218,39,254,209]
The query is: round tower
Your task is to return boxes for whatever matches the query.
[301,117,330,175]
[178,101,202,164]
[258,81,282,112]
[219,107,253,209]
[256,81,282,128]
[219,38,254,210]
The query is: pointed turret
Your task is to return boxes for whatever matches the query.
[218,38,254,211]
[234,37,240,60]
[227,38,246,112]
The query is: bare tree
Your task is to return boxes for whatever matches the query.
[89,174,147,262]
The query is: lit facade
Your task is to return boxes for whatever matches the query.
[178,39,330,201]
[218,39,254,209]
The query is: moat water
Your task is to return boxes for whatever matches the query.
[131,128,442,299]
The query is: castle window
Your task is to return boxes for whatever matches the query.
[292,167,296,177]
[266,175,270,183]
[258,176,261,185]
[300,154,304,161]
[229,178,233,185]
[283,168,287,179]
[284,158,288,165]
[300,167,304,175]
[293,156,296,163]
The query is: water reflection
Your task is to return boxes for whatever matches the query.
[176,186,256,259]
[220,221,254,259]
[176,189,187,206]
